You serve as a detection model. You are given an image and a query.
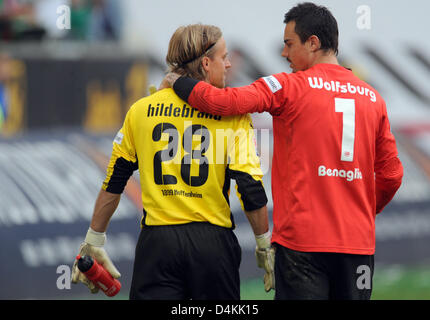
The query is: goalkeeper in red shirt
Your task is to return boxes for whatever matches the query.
[163,2,403,299]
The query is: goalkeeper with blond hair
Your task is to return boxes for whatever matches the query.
[72,24,274,300]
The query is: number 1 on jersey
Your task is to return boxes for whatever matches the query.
[335,98,355,162]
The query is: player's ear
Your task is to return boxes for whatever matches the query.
[201,56,210,72]
[308,35,321,52]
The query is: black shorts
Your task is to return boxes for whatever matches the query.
[274,244,374,300]
[129,222,242,300]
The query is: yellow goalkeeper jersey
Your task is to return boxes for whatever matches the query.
[102,88,267,228]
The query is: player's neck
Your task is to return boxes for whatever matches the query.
[311,52,339,68]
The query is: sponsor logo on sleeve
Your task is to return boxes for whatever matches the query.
[113,131,124,145]
[263,75,282,93]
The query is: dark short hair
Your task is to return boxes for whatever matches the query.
[284,2,339,55]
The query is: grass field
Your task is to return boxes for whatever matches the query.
[72,264,430,300]
[240,264,430,300]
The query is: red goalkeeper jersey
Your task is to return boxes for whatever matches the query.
[173,63,403,254]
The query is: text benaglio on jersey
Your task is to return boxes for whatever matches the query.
[318,165,363,182]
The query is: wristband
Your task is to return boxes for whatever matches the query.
[255,231,271,249]
[84,227,106,247]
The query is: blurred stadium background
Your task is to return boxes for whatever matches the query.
[1,0,430,300]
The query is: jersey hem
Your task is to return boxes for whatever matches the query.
[272,238,375,255]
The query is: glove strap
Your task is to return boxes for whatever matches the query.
[84,227,106,247]
[255,231,271,249]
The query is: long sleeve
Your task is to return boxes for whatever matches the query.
[103,108,138,194]
[374,103,403,213]
[226,115,268,211]
[173,74,289,116]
